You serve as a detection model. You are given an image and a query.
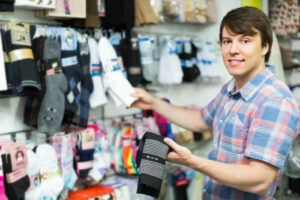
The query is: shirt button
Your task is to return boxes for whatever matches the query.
[219,119,223,123]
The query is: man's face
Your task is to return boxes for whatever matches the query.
[221,26,269,85]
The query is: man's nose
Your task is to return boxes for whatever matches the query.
[230,41,240,54]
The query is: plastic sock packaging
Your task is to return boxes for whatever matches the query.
[4,22,41,93]
[25,149,42,200]
[158,40,182,85]
[138,36,158,82]
[51,133,77,190]
[72,128,95,179]
[87,124,109,182]
[35,144,64,199]
[0,141,30,200]
[136,132,171,198]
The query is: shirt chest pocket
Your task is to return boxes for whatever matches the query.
[218,112,247,154]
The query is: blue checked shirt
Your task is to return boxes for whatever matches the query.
[200,66,300,199]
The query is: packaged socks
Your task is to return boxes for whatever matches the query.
[38,38,68,135]
[60,28,83,123]
[88,37,107,108]
[5,22,41,93]
[0,140,30,200]
[136,132,170,198]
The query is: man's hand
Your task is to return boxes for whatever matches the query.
[129,88,157,110]
[164,137,193,166]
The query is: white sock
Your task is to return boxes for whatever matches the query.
[158,41,182,85]
[88,37,107,108]
[104,70,137,107]
[36,144,64,199]
[25,150,42,200]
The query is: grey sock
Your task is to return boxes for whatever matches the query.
[37,38,68,135]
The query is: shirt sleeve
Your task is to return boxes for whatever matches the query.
[200,84,228,127]
[245,98,300,169]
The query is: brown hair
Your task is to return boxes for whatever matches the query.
[219,6,273,62]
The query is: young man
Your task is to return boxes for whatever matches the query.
[130,6,300,199]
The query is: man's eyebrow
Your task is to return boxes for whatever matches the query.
[221,37,231,40]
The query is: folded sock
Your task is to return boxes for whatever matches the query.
[136,132,170,198]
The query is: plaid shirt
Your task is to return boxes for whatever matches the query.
[201,66,300,200]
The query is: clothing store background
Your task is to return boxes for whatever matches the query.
[0,0,294,200]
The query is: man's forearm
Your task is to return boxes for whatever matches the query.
[186,155,278,195]
[152,98,211,132]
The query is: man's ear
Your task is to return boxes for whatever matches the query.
[262,43,269,57]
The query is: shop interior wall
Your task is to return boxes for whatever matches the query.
[0,0,269,134]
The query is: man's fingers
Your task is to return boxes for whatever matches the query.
[166,151,177,160]
[164,137,178,150]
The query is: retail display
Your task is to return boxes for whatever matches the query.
[3,1,297,199]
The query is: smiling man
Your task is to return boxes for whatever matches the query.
[130,7,300,199]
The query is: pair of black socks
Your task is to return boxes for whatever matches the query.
[136,132,171,198]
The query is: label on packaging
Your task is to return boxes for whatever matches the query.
[10,21,31,46]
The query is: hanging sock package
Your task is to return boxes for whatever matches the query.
[72,128,95,179]
[0,140,30,200]
[88,37,107,108]
[73,33,93,128]
[60,28,83,124]
[5,21,41,93]
[38,38,68,135]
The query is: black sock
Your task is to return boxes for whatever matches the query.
[61,45,83,124]
[73,37,93,127]
[136,132,170,198]
[5,24,41,94]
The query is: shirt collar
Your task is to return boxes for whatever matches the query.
[227,65,275,101]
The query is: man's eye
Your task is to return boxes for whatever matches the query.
[243,39,249,43]
[223,40,231,44]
